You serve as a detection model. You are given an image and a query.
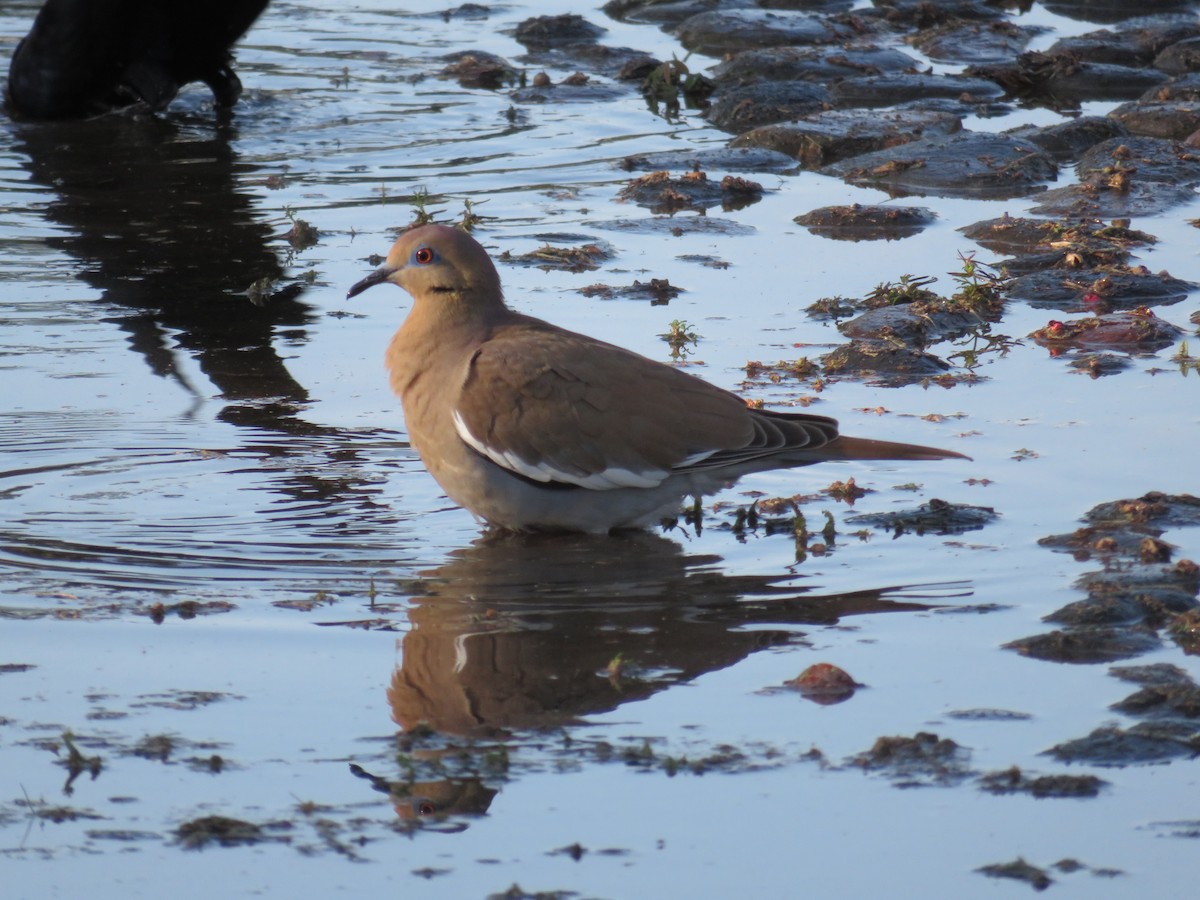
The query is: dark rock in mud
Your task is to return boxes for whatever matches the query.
[794,204,936,241]
[1040,525,1175,562]
[1006,115,1129,161]
[977,859,1054,891]
[1078,135,1200,184]
[676,9,857,57]
[1170,608,1200,654]
[1030,181,1197,218]
[828,73,1005,109]
[1047,18,1200,68]
[1112,681,1200,719]
[510,73,629,105]
[513,14,605,49]
[1044,589,1190,629]
[1155,35,1200,74]
[839,300,990,344]
[822,131,1057,200]
[1086,492,1200,529]
[1109,99,1200,140]
[584,216,755,237]
[1042,1,1198,26]
[845,499,998,537]
[1142,71,1200,102]
[909,19,1047,66]
[1030,308,1185,353]
[732,108,960,168]
[969,53,1170,108]
[875,0,1006,27]
[605,0,858,30]
[613,53,664,82]
[1076,563,1200,615]
[1111,662,1195,687]
[602,0,704,28]
[1040,495,1200,562]
[1094,494,1200,528]
[524,43,664,81]
[819,341,951,383]
[1046,722,1200,765]
[435,4,492,19]
[620,146,797,173]
[711,45,919,87]
[704,81,831,133]
[1007,267,1194,312]
[440,51,519,89]
[978,766,1106,798]
[617,170,765,213]
[1003,626,1161,664]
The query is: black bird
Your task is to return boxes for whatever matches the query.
[5,0,269,119]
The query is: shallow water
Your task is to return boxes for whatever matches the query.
[2,1,1200,897]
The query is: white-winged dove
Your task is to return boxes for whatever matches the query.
[349,224,968,533]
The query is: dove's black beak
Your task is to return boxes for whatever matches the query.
[347,265,396,299]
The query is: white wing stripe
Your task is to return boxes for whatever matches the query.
[677,448,718,468]
[453,409,666,490]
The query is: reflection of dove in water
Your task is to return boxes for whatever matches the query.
[349,225,967,533]
[350,763,497,828]
[386,531,968,736]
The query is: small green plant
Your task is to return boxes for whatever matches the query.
[948,251,1009,312]
[408,186,441,226]
[458,198,488,231]
[864,273,939,307]
[1172,339,1200,376]
[660,319,699,359]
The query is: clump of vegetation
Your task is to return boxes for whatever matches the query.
[642,56,713,118]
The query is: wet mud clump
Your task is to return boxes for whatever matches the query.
[175,814,286,850]
[440,51,520,89]
[499,238,613,272]
[999,495,1200,764]
[850,732,973,787]
[794,204,936,241]
[1030,308,1185,356]
[734,108,960,169]
[617,169,764,213]
[978,766,1106,799]
[803,257,1011,387]
[821,131,1057,200]
[1008,493,1200,665]
[579,278,681,305]
[845,499,998,537]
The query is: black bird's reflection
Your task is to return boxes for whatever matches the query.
[10,112,419,548]
[13,113,314,419]
[370,532,967,826]
[389,532,960,736]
